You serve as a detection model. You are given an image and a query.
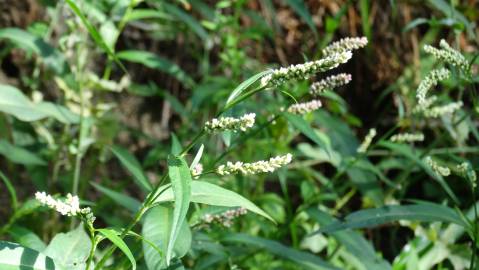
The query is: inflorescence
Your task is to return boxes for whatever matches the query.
[390,132,424,143]
[357,128,377,153]
[424,40,468,70]
[261,51,352,87]
[416,68,450,107]
[202,207,248,228]
[322,37,368,55]
[457,162,477,188]
[425,156,450,177]
[286,100,322,114]
[423,101,463,118]
[217,154,293,176]
[35,192,95,223]
[310,73,352,95]
[205,113,256,133]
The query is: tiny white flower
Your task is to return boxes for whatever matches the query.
[35,191,96,223]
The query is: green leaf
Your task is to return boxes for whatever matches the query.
[223,233,339,270]
[142,206,192,270]
[44,226,91,269]
[315,203,468,234]
[0,170,17,210]
[284,112,330,155]
[0,28,68,75]
[117,50,194,88]
[111,145,152,192]
[306,208,391,270]
[166,156,192,264]
[8,226,46,252]
[163,3,209,42]
[97,228,136,270]
[226,70,272,105]
[64,0,126,73]
[0,139,47,166]
[0,84,78,123]
[0,241,64,270]
[91,182,141,212]
[285,0,317,36]
[154,181,274,222]
[125,9,174,22]
[378,141,459,204]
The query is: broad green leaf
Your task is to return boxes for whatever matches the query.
[142,206,191,270]
[315,203,468,234]
[44,226,91,269]
[223,233,339,270]
[166,156,192,264]
[0,170,17,210]
[91,182,141,212]
[0,140,47,166]
[306,208,391,270]
[225,70,272,105]
[285,0,317,36]
[0,84,78,123]
[8,226,46,252]
[64,0,127,73]
[0,28,68,75]
[0,241,64,270]
[117,50,194,87]
[111,145,152,192]
[97,228,136,270]
[153,181,274,222]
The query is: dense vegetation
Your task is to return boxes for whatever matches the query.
[0,0,479,269]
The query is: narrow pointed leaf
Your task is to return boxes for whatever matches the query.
[226,70,272,105]
[97,228,136,270]
[111,146,152,192]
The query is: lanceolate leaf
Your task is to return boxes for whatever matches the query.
[166,156,192,264]
[284,112,330,155]
[0,139,47,166]
[142,206,191,269]
[91,182,141,212]
[153,181,274,222]
[97,228,136,270]
[223,233,339,270]
[314,203,468,234]
[0,28,68,75]
[0,241,64,270]
[226,70,272,105]
[117,50,194,87]
[111,146,152,192]
[306,208,392,270]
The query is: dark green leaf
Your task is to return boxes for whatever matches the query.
[97,228,136,270]
[91,182,141,212]
[0,241,63,270]
[111,146,152,192]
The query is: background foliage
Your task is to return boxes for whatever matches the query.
[1,0,479,269]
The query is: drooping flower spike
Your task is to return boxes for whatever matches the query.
[35,192,96,223]
[416,68,450,107]
[322,36,368,55]
[424,40,468,70]
[286,100,322,115]
[205,113,256,133]
[261,51,353,87]
[357,128,377,153]
[390,132,424,143]
[217,154,293,176]
[425,156,450,177]
[310,73,352,95]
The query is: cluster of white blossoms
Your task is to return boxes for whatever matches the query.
[424,156,450,177]
[423,101,463,118]
[202,207,248,228]
[310,73,352,95]
[205,113,256,133]
[390,132,424,143]
[191,163,203,179]
[260,51,352,87]
[286,100,322,114]
[357,128,377,153]
[416,68,450,107]
[217,154,292,175]
[457,162,477,188]
[424,40,468,70]
[35,192,95,223]
[322,37,368,55]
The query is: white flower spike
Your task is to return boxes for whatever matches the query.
[205,113,256,133]
[322,37,368,55]
[217,154,293,175]
[286,100,322,114]
[310,73,352,95]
